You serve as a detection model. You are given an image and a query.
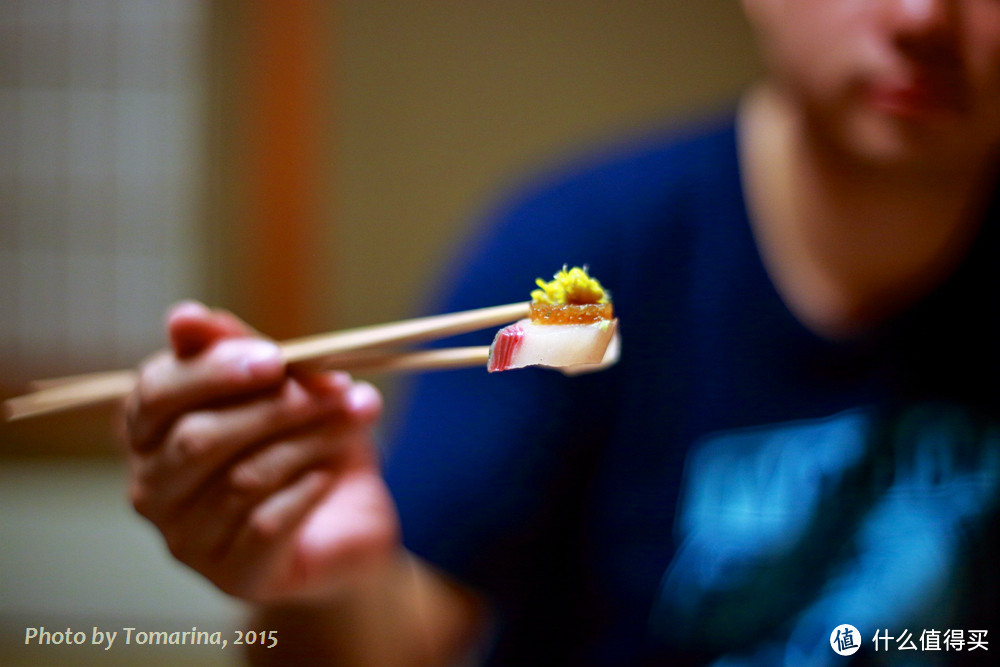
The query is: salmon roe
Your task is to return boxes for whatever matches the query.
[529,302,613,325]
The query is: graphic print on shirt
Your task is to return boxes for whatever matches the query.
[648,404,1000,666]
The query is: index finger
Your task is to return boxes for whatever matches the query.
[125,337,285,451]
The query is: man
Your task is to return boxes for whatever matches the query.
[123,1,1000,664]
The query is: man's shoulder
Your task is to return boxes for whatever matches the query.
[513,112,739,210]
[435,111,743,313]
[474,111,741,259]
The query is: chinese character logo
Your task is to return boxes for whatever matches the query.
[831,624,861,656]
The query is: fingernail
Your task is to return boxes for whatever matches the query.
[170,299,209,319]
[223,339,283,378]
[347,382,381,415]
[242,340,285,376]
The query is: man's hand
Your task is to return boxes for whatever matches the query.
[120,301,400,604]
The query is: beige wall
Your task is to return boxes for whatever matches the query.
[332,1,761,330]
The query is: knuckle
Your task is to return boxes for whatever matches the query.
[123,398,154,449]
[245,506,282,545]
[228,458,272,495]
[281,380,318,417]
[135,355,172,412]
[128,482,156,519]
[169,413,217,463]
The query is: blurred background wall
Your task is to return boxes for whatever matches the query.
[0,1,760,664]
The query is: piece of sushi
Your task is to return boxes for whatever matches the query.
[488,267,619,373]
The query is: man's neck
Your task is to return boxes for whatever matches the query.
[738,84,994,339]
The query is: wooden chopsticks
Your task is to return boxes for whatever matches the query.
[278,301,527,366]
[4,301,529,422]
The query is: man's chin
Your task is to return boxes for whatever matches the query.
[833,112,984,175]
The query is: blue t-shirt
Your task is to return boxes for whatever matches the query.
[383,117,1000,666]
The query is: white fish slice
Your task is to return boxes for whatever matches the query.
[488,318,619,373]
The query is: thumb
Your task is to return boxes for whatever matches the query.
[166,300,259,359]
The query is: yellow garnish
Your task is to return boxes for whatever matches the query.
[530,266,609,305]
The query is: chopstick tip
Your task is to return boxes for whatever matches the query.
[3,398,25,423]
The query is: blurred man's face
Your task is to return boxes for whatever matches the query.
[744,0,1000,171]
